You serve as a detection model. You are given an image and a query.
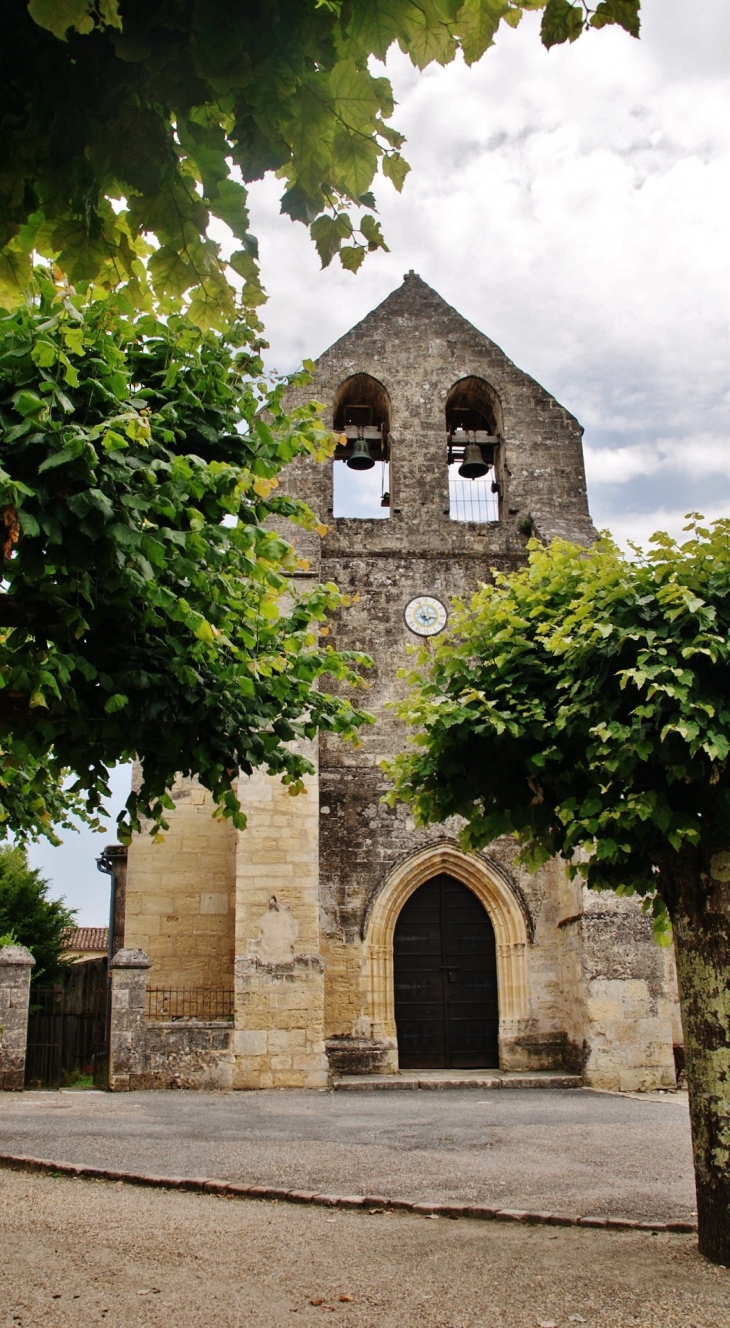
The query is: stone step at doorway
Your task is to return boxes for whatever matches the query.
[332,1070,583,1091]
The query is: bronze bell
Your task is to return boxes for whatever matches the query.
[346,436,375,470]
[458,442,489,479]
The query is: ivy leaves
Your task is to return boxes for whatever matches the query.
[0,270,372,843]
[0,1,642,326]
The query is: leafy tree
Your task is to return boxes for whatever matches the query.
[0,269,372,843]
[0,0,641,322]
[0,844,76,982]
[387,520,730,1264]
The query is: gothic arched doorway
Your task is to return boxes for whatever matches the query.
[393,874,499,1069]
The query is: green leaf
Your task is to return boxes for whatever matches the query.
[331,129,379,200]
[540,0,585,47]
[31,340,57,369]
[148,247,195,298]
[194,619,216,643]
[228,250,259,282]
[339,246,366,273]
[329,60,387,132]
[377,121,406,150]
[310,214,353,268]
[27,0,95,40]
[399,0,459,69]
[101,430,129,452]
[590,0,641,37]
[187,287,230,332]
[455,0,510,65]
[208,181,251,240]
[11,390,46,418]
[37,437,86,471]
[338,0,407,62]
[382,153,411,192]
[0,250,31,304]
[50,221,108,284]
[103,693,129,714]
[18,510,41,537]
[360,214,389,252]
[62,326,85,356]
[98,0,122,30]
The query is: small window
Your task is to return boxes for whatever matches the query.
[446,377,500,523]
[332,374,391,519]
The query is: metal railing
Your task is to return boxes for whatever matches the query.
[449,476,499,523]
[146,987,234,1022]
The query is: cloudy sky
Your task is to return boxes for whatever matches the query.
[29,0,730,921]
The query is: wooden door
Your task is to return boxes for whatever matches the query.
[393,874,499,1069]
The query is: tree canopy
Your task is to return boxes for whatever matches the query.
[0,270,372,843]
[387,520,730,1263]
[1,0,641,324]
[0,843,76,982]
[389,523,730,922]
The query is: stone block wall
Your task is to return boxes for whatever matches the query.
[233,763,329,1089]
[140,1023,234,1090]
[578,890,678,1091]
[233,956,328,1089]
[125,771,236,989]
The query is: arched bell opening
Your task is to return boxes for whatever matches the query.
[332,373,391,519]
[393,874,499,1069]
[446,377,502,523]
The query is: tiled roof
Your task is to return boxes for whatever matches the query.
[64,927,108,953]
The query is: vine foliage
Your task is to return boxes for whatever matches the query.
[0,269,372,842]
[1,1,640,323]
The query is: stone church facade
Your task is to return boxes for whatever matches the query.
[120,274,682,1092]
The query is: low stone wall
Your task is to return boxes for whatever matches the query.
[139,1022,234,1090]
[108,948,237,1090]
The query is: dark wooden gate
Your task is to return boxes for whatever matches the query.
[25,959,108,1089]
[394,874,499,1069]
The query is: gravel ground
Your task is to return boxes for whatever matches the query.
[0,1088,695,1222]
[1,1169,727,1328]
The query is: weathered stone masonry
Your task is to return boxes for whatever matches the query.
[122,274,681,1091]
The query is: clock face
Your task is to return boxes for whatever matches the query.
[404,595,448,637]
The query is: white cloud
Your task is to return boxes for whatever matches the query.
[586,434,730,486]
[596,504,730,552]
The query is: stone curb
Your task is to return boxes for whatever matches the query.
[0,1152,696,1235]
[332,1074,583,1092]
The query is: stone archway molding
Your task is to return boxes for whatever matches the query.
[363,842,530,1068]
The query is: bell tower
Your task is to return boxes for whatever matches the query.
[231,271,596,1082]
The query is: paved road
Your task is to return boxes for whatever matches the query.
[0,1087,695,1222]
[2,1169,727,1328]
